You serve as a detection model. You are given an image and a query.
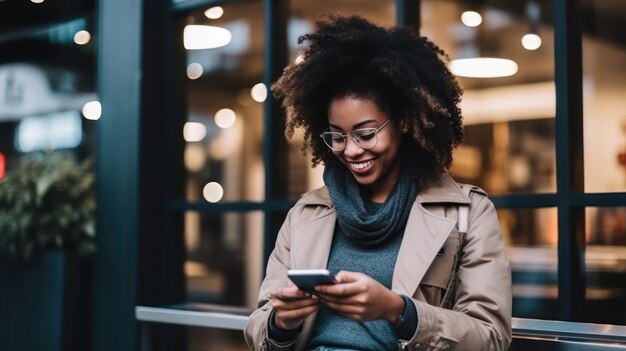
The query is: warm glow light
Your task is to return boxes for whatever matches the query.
[521,33,542,50]
[184,25,232,50]
[187,63,203,79]
[214,108,236,128]
[183,122,207,142]
[31,0,45,3]
[450,58,518,78]
[203,182,224,203]
[461,11,482,27]
[73,30,91,45]
[251,83,267,102]
[82,101,102,120]
[204,6,224,19]
[184,144,206,172]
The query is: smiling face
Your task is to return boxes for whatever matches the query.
[327,96,403,203]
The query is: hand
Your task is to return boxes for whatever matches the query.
[314,271,405,323]
[271,286,320,330]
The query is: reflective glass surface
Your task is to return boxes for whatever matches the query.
[585,207,626,324]
[581,0,626,193]
[185,211,263,308]
[500,208,559,320]
[0,16,97,173]
[423,0,556,195]
[182,1,265,202]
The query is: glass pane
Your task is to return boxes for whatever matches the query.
[422,0,556,194]
[582,0,626,192]
[500,208,559,319]
[0,17,97,173]
[452,119,555,193]
[185,211,263,309]
[182,1,265,202]
[285,0,396,199]
[585,207,626,325]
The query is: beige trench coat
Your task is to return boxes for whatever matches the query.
[244,174,512,351]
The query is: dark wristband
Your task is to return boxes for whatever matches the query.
[390,295,418,340]
[268,310,303,342]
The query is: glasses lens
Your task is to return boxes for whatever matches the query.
[353,129,377,149]
[323,132,345,151]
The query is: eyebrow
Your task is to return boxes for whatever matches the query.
[328,119,379,131]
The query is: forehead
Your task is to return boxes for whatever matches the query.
[327,96,387,129]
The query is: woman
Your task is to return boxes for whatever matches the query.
[245,15,512,351]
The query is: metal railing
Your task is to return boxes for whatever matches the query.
[136,304,626,349]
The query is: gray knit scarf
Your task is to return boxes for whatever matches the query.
[323,160,418,247]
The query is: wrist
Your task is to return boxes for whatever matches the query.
[273,314,300,331]
[385,293,406,324]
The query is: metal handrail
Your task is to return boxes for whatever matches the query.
[136,304,626,344]
[512,317,626,343]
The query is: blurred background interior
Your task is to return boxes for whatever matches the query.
[0,0,625,350]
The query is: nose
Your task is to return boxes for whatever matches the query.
[342,135,364,157]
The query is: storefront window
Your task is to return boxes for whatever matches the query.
[0,17,97,171]
[422,0,558,320]
[585,207,626,324]
[182,1,265,203]
[500,208,559,319]
[582,0,626,193]
[185,210,263,308]
[421,0,556,195]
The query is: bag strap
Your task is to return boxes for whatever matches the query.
[457,184,472,234]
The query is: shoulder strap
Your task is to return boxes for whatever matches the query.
[457,184,472,234]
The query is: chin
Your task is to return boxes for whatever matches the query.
[351,172,378,186]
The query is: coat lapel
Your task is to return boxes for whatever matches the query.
[392,201,457,296]
[291,211,336,270]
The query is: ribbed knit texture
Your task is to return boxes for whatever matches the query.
[323,161,418,247]
[307,203,405,351]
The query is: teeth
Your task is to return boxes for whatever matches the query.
[350,160,374,170]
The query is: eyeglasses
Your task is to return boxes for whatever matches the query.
[320,119,391,152]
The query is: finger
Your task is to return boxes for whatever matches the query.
[315,292,357,305]
[275,304,320,322]
[272,297,319,311]
[315,281,363,296]
[272,287,313,300]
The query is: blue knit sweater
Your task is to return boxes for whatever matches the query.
[306,222,416,351]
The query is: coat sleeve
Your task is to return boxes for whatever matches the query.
[405,195,512,351]
[244,206,303,351]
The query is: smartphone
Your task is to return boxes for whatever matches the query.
[287,269,337,292]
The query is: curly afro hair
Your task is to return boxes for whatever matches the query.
[272,14,464,188]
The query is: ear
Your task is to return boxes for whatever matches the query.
[400,121,409,134]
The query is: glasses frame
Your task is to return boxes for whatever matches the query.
[320,119,391,152]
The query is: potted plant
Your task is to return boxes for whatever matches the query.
[0,154,95,351]
[0,154,95,259]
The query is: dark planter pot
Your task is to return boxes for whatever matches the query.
[0,251,93,351]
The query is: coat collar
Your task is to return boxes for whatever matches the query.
[297,172,470,207]
[291,172,471,296]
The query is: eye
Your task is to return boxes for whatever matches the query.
[355,129,376,141]
[330,133,345,142]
